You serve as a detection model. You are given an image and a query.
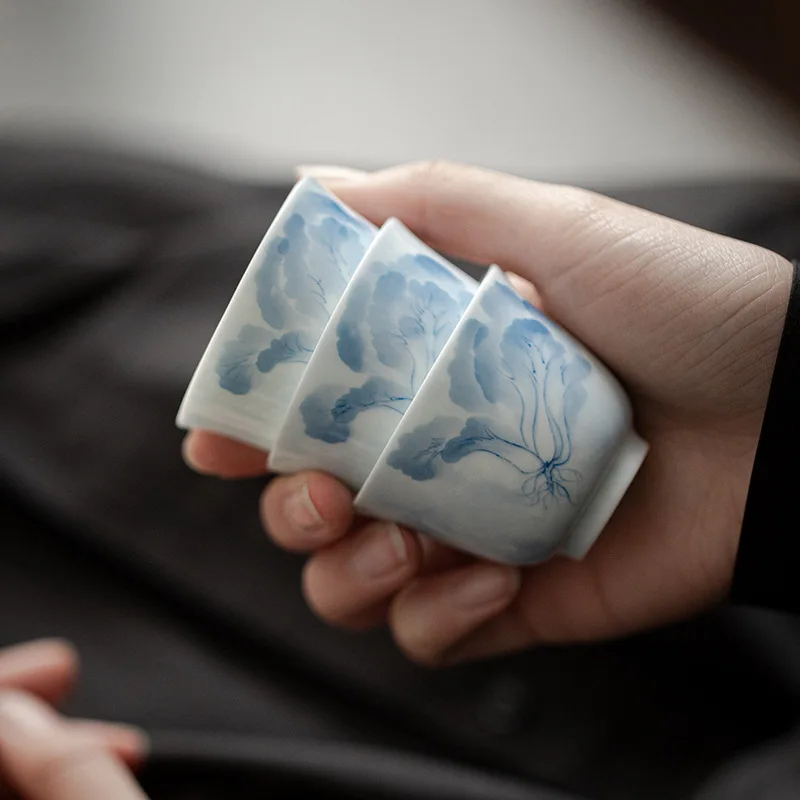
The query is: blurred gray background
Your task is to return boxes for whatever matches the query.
[2,0,800,184]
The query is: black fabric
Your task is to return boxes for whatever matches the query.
[695,727,800,800]
[732,260,800,612]
[3,139,800,799]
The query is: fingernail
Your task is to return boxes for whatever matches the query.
[294,164,369,183]
[0,691,57,737]
[506,272,530,294]
[456,567,520,609]
[284,480,325,532]
[506,272,540,307]
[351,524,409,579]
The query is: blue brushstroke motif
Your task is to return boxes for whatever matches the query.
[216,187,374,395]
[387,417,462,480]
[256,331,314,373]
[388,280,591,508]
[299,386,352,444]
[216,325,273,395]
[300,253,473,443]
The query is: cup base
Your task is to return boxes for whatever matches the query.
[559,430,649,560]
[175,405,275,453]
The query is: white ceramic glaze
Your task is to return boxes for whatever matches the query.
[270,219,478,489]
[176,177,376,451]
[354,266,649,565]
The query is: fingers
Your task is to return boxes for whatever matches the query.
[182,429,268,478]
[388,563,521,666]
[302,522,421,628]
[0,643,148,766]
[297,523,472,630]
[261,472,355,551]
[68,720,149,769]
[0,640,78,706]
[0,691,148,800]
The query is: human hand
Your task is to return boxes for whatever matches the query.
[183,161,793,665]
[0,639,149,798]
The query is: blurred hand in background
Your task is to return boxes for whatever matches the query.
[0,639,148,799]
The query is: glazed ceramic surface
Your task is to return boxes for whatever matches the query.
[354,266,648,564]
[270,219,478,489]
[176,177,376,450]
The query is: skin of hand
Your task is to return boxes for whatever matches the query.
[0,639,149,799]
[183,161,793,666]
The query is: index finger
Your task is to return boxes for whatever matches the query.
[304,160,599,282]
[0,691,148,800]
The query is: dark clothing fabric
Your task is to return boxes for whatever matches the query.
[732,260,800,613]
[3,140,800,799]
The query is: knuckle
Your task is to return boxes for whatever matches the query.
[401,160,459,240]
[404,158,457,187]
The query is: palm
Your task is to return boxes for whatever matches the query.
[522,422,750,638]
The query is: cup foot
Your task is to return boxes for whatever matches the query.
[175,406,276,453]
[559,430,649,560]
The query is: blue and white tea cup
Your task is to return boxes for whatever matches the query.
[354,266,649,564]
[176,177,376,451]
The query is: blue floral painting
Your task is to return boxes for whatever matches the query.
[386,280,592,508]
[215,187,375,396]
[298,253,475,444]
